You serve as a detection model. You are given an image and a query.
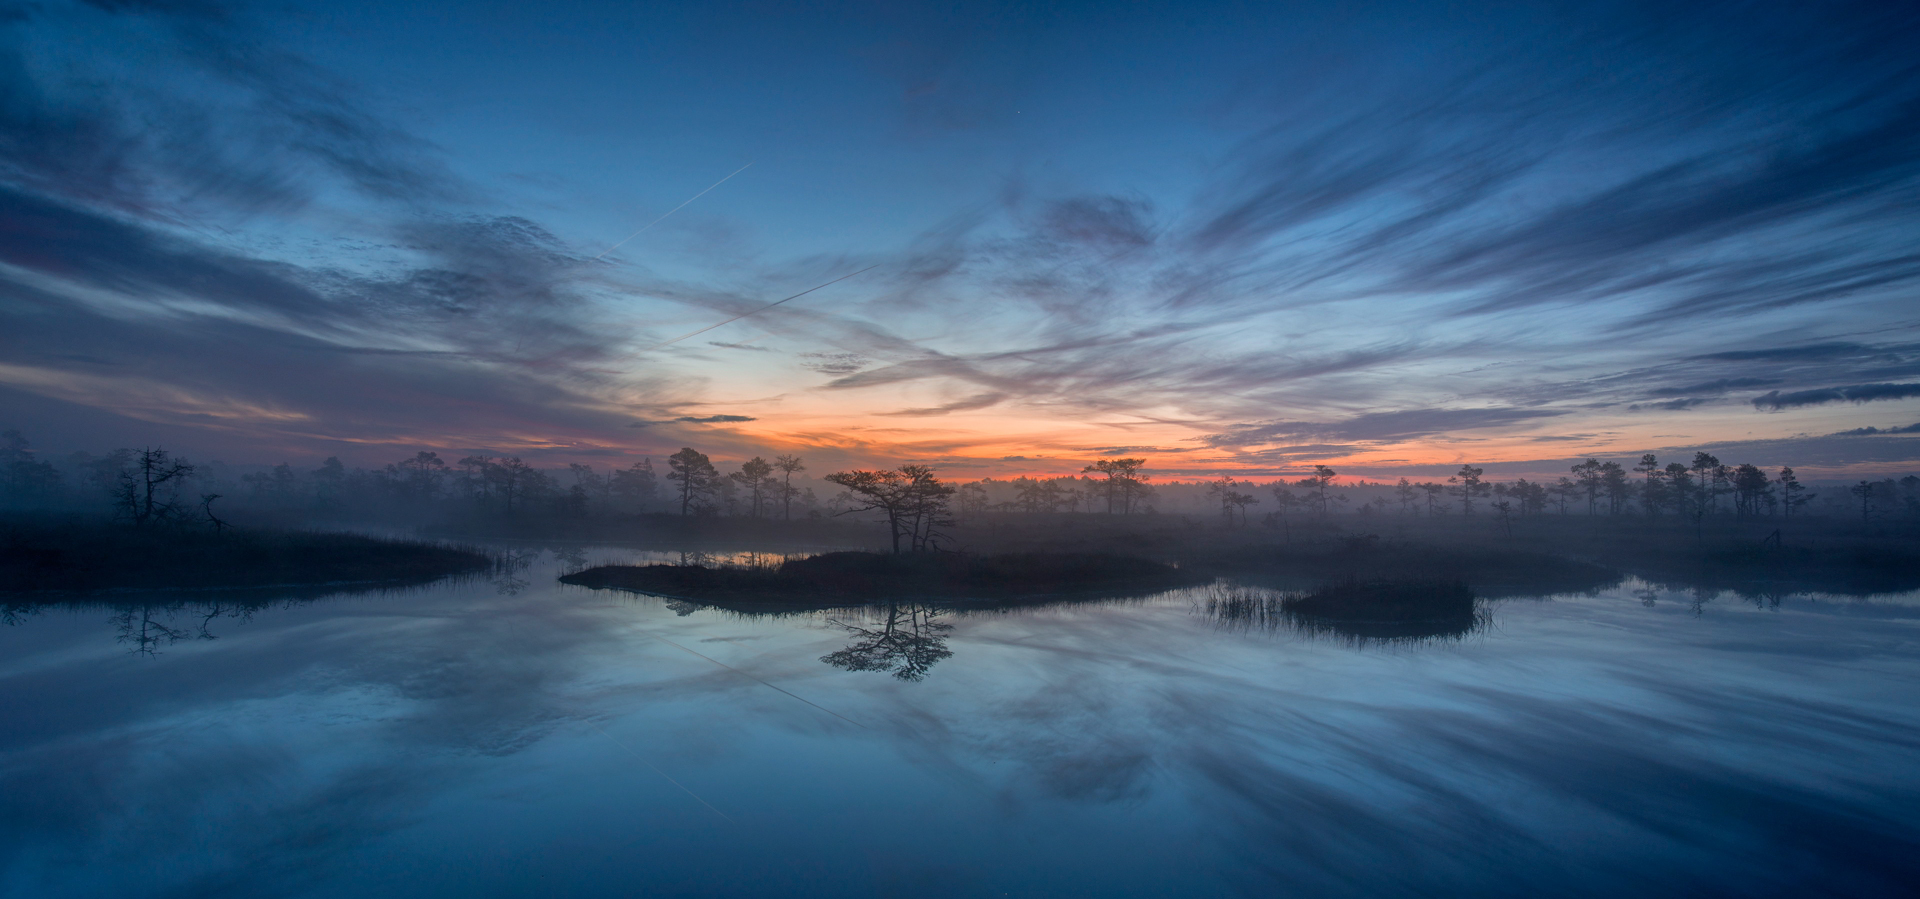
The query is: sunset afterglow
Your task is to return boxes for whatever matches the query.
[2,1,1916,479]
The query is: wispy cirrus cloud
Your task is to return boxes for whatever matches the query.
[1753,383,1920,411]
[1648,378,1781,397]
[627,414,757,428]
[0,1,697,459]
[724,2,1920,468]
[1204,408,1567,448]
[1628,398,1712,412]
[877,392,1007,417]
[3,0,1918,473]
[1827,423,1920,437]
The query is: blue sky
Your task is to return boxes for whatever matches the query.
[2,0,1917,477]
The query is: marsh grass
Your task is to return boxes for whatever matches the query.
[1204,579,1487,644]
[559,549,1208,609]
[1,514,491,595]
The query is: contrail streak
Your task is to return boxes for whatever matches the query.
[583,719,737,824]
[637,628,868,730]
[642,264,879,352]
[594,162,753,261]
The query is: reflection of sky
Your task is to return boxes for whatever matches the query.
[3,553,1918,896]
[1,2,1918,476]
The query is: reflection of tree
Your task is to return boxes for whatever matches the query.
[662,598,701,617]
[489,550,537,595]
[112,604,191,656]
[87,595,278,653]
[8,594,318,654]
[196,601,254,638]
[106,599,265,655]
[551,545,589,573]
[821,603,953,681]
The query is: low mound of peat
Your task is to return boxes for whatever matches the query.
[1,516,491,595]
[560,550,1209,609]
[1202,537,1619,596]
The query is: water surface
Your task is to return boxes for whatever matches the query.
[3,546,1917,897]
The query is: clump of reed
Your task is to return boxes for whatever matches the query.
[1203,578,1485,644]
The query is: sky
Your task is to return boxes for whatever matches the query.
[2,0,1918,479]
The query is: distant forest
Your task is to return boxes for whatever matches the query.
[3,430,1917,535]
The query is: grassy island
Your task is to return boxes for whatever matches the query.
[1197,537,1621,596]
[1,516,491,595]
[560,550,1209,609]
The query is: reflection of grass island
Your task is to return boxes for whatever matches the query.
[1200,537,1620,596]
[1282,580,1481,640]
[1,516,491,595]
[1207,580,1485,642]
[560,550,1209,608]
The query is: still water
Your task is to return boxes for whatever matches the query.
[3,546,1918,898]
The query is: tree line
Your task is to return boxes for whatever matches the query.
[0,433,827,525]
[5,429,1916,535]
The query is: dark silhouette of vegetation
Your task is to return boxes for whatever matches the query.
[1450,464,1489,516]
[199,493,229,533]
[1490,498,1515,536]
[559,550,1207,609]
[1297,465,1345,517]
[2,428,1914,600]
[1204,580,1484,643]
[825,465,955,553]
[0,514,489,594]
[1207,476,1259,525]
[1200,534,1619,597]
[730,456,776,517]
[774,454,806,519]
[1779,467,1811,517]
[1082,458,1151,514]
[667,447,719,515]
[1267,483,1302,540]
[610,457,661,511]
[1619,536,1920,597]
[117,448,195,526]
[0,430,60,504]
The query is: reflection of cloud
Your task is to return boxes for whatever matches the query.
[0,573,617,893]
[10,573,1919,895]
